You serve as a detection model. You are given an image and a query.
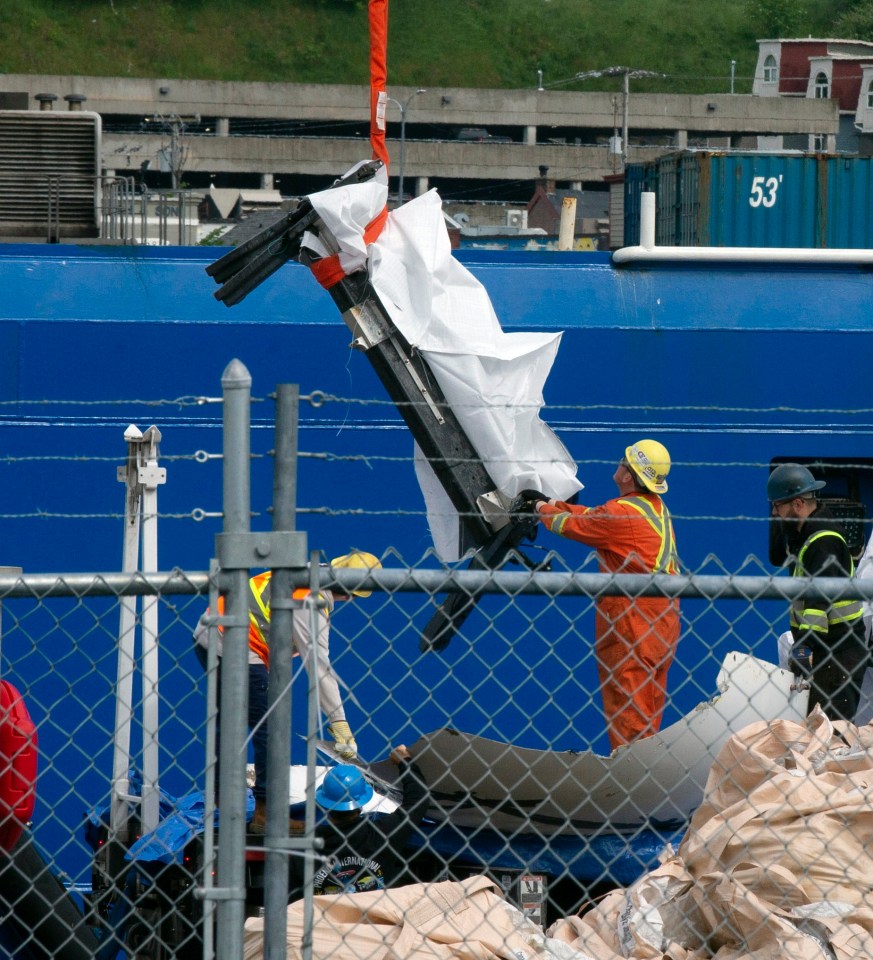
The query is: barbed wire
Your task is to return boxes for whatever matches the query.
[304,391,873,415]
[0,396,227,408]
[0,448,872,472]
[4,391,873,418]
[0,506,819,524]
[0,510,228,521]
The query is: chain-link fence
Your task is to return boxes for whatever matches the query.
[2,368,873,960]
[2,563,872,960]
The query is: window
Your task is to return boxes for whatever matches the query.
[814,72,830,98]
[763,55,777,83]
[812,133,826,152]
[867,80,873,108]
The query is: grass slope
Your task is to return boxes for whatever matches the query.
[0,0,841,94]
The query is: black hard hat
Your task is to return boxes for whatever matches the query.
[767,463,826,503]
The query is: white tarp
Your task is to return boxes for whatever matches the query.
[305,179,581,560]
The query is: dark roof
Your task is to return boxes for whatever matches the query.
[219,209,289,247]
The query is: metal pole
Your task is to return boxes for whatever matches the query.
[171,120,181,190]
[731,60,736,95]
[202,558,221,960]
[398,104,407,202]
[395,89,425,202]
[110,425,144,849]
[216,358,252,960]
[138,425,166,835]
[263,384,299,960]
[301,554,322,960]
[621,71,630,169]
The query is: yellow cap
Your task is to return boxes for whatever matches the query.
[625,439,671,494]
[330,551,382,597]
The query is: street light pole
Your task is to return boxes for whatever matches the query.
[621,71,630,170]
[388,88,426,202]
[560,66,664,170]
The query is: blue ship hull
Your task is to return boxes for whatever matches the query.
[0,243,870,890]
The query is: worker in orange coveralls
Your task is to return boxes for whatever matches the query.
[518,440,680,750]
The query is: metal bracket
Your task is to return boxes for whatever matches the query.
[137,463,167,487]
[477,489,513,532]
[215,531,309,570]
[257,837,324,852]
[344,297,393,349]
[194,886,244,902]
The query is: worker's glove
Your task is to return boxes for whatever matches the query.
[517,489,549,511]
[328,721,359,761]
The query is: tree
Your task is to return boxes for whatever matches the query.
[747,0,808,35]
[834,1,873,40]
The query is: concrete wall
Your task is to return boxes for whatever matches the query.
[2,73,841,186]
[1,74,838,131]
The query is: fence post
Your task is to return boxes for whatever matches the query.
[216,358,252,960]
[263,383,301,960]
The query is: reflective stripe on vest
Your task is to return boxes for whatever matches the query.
[790,529,863,633]
[247,572,273,664]
[616,496,679,574]
[248,575,317,659]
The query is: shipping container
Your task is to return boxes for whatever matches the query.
[623,150,873,248]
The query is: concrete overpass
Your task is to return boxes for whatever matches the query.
[1,74,841,190]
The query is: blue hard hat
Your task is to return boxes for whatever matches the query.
[315,764,374,812]
[767,463,826,503]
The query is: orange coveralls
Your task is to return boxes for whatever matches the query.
[539,493,680,750]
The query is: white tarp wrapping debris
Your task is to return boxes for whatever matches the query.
[305,182,581,560]
[408,652,807,836]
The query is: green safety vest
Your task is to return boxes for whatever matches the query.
[790,530,863,635]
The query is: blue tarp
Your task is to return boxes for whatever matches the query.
[91,773,684,885]
[84,771,254,865]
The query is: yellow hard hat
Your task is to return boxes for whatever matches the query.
[625,439,671,494]
[330,551,382,598]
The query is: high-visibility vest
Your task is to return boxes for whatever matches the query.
[246,572,314,666]
[616,496,679,575]
[790,530,863,635]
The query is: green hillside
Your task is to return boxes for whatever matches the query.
[0,0,860,93]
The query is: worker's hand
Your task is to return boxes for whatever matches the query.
[390,744,412,765]
[517,489,549,512]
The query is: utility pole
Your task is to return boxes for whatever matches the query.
[622,71,630,170]
[569,66,664,170]
[387,89,426,202]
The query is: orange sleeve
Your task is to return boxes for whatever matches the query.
[539,499,641,556]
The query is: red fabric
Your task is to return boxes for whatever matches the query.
[309,205,389,289]
[369,0,390,168]
[0,681,37,852]
[540,494,680,750]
